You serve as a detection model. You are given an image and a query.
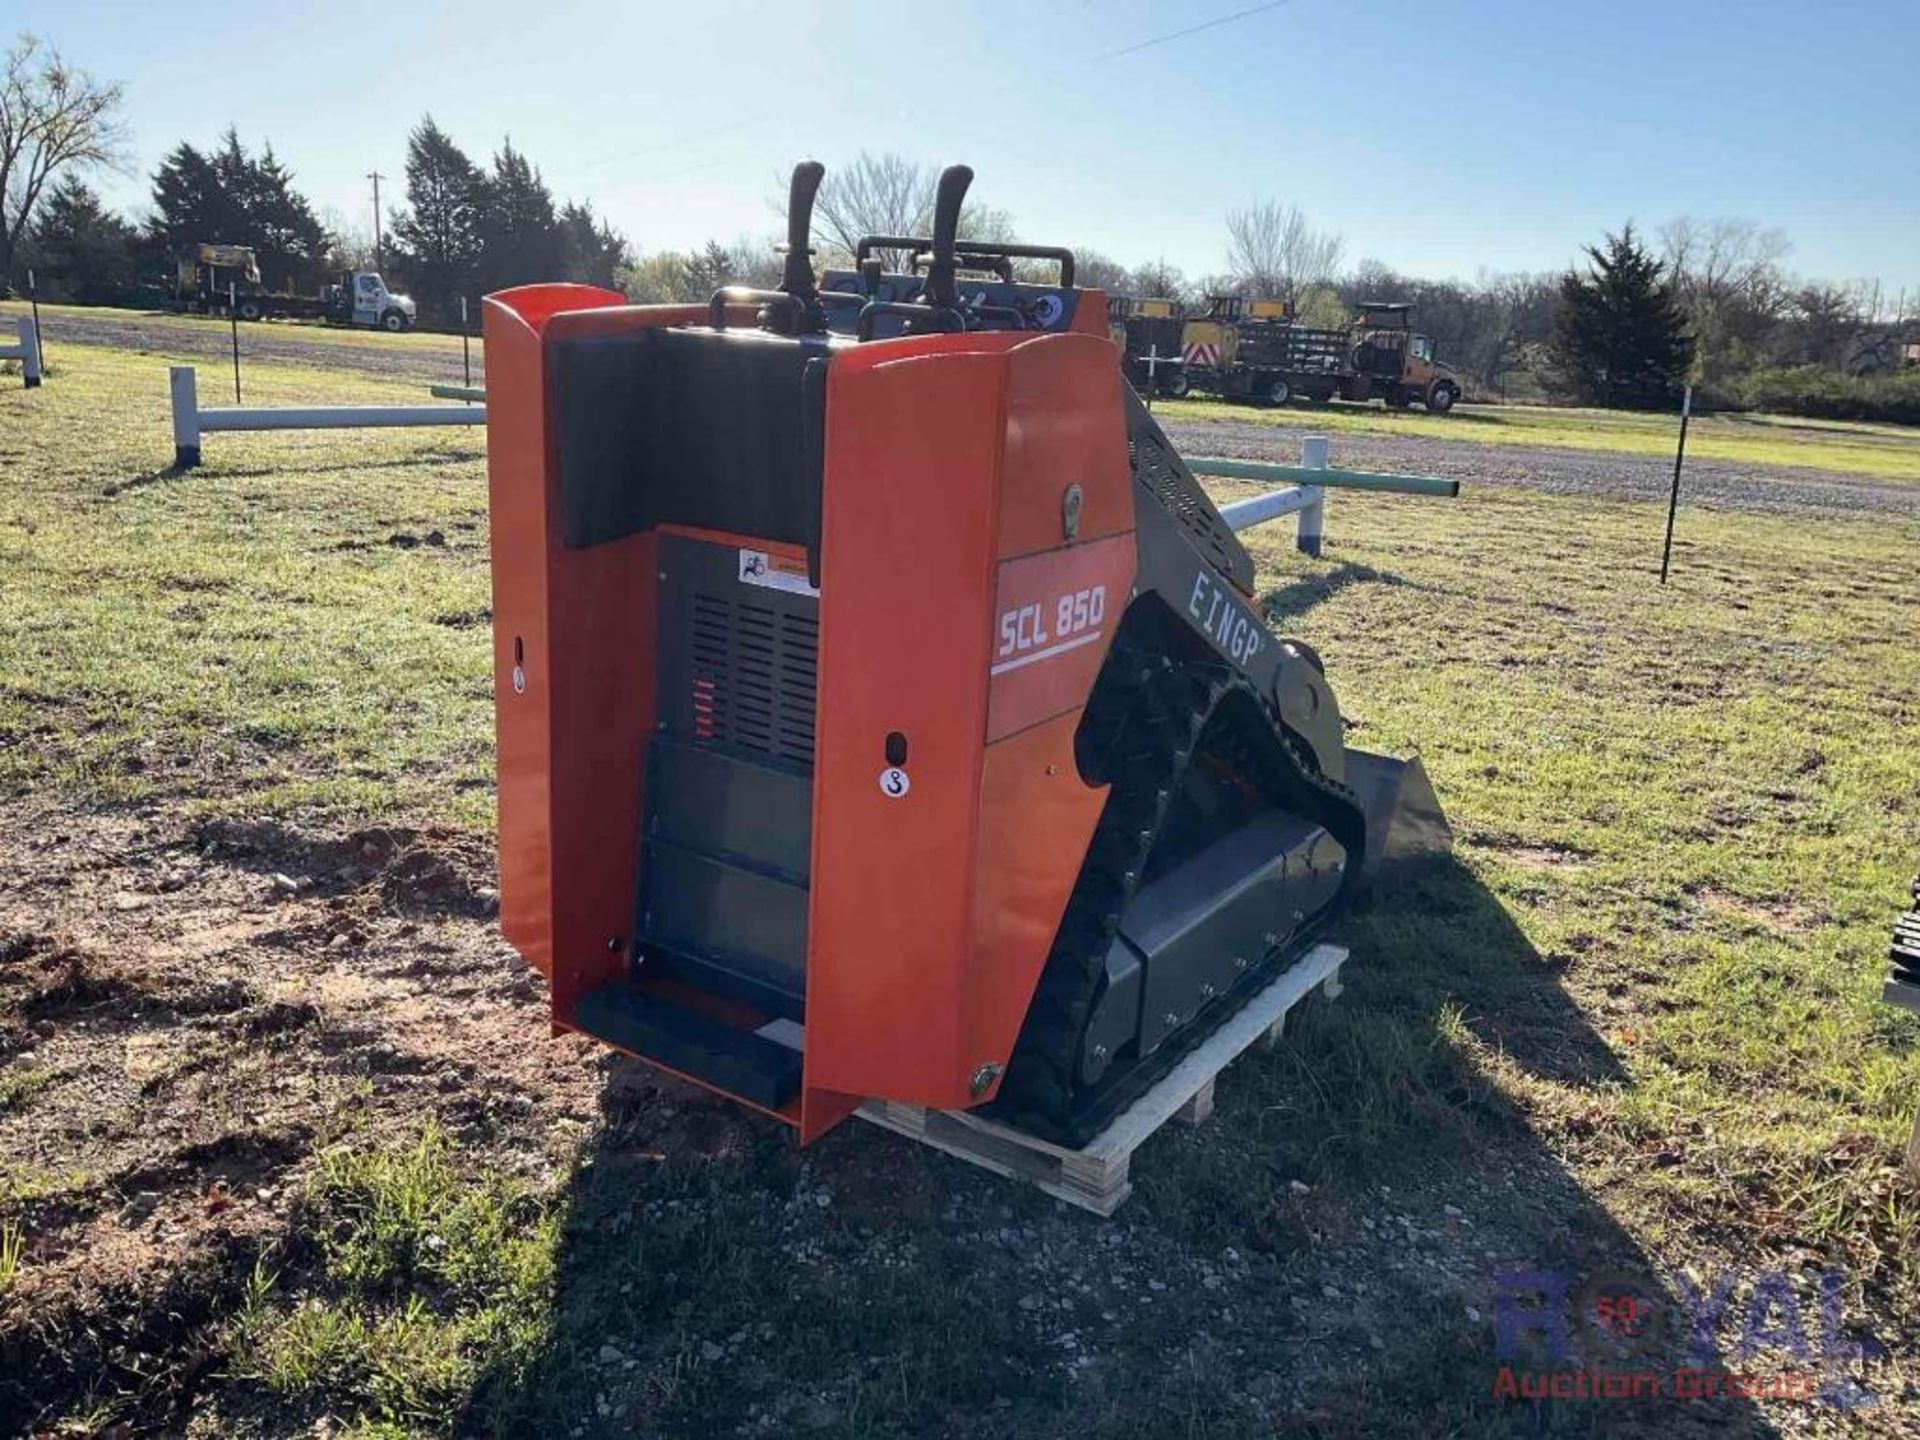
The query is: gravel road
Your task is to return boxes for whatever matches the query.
[1161,414,1920,520]
[19,305,480,387]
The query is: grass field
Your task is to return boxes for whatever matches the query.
[1172,394,1920,483]
[8,300,1918,484]
[1,340,1917,1436]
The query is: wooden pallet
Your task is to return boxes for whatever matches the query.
[855,942,1348,1216]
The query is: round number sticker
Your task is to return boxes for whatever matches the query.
[878,767,911,799]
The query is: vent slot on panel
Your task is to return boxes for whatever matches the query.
[1128,429,1255,596]
[684,591,819,767]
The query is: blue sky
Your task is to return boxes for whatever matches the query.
[20,0,1920,294]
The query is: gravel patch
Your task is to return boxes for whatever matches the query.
[24,306,479,387]
[1161,414,1920,521]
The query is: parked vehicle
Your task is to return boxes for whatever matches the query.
[1118,296,1462,413]
[1108,296,1189,393]
[172,244,417,332]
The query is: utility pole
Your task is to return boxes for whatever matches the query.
[367,170,386,273]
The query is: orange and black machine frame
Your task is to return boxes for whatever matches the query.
[484,164,1442,1148]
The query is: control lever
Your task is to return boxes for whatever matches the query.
[710,161,828,336]
[921,164,972,318]
[780,160,827,332]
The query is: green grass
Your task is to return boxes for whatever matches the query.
[0,343,494,825]
[227,1122,557,1431]
[0,1219,21,1294]
[1224,472,1920,1273]
[1171,392,1920,483]
[4,338,1919,1435]
[0,1068,51,1113]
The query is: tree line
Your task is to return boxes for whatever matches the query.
[19,112,635,329]
[5,32,1914,417]
[1091,204,1914,413]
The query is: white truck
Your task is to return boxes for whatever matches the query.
[173,244,418,331]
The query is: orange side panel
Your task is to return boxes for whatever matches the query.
[485,287,728,1030]
[484,290,564,975]
[964,708,1109,1094]
[996,332,1133,558]
[804,331,1136,1121]
[805,346,1008,1110]
[1070,288,1113,338]
[986,534,1135,744]
[968,334,1137,1098]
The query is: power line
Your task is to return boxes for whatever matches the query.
[1100,0,1298,60]
[558,3,1300,190]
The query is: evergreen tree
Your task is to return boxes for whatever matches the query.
[477,138,562,293]
[389,115,488,325]
[683,239,740,297]
[1548,226,1693,407]
[244,141,329,289]
[148,141,241,251]
[23,175,137,303]
[147,130,329,290]
[558,200,632,289]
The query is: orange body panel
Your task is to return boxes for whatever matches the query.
[805,343,1009,1109]
[804,331,1135,1115]
[488,288,1137,1139]
[1069,288,1112,339]
[487,289,727,1029]
[986,535,1134,744]
[965,709,1103,1084]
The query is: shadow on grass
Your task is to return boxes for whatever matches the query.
[1259,561,1432,619]
[214,447,484,479]
[103,447,485,498]
[101,462,197,498]
[460,857,1793,1439]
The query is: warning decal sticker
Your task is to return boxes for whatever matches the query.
[738,549,819,598]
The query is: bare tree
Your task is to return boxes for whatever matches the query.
[1658,216,1791,310]
[1346,257,1401,300]
[1131,259,1191,306]
[803,151,1015,273]
[1657,216,1792,384]
[0,34,127,287]
[1063,248,1130,295]
[1224,200,1343,308]
[319,206,378,272]
[811,152,921,260]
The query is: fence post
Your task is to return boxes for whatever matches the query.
[171,366,202,469]
[1297,435,1328,557]
[16,317,40,388]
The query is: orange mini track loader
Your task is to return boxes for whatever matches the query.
[483,163,1448,1148]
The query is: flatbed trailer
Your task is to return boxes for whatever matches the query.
[172,245,417,332]
[1187,319,1351,404]
[1120,297,1463,413]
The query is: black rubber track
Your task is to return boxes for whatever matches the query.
[991,628,1370,1147]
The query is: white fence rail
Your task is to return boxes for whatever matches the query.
[169,365,487,468]
[1,317,41,389]
[1194,436,1460,554]
[1215,436,1331,554]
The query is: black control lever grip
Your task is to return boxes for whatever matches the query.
[781,161,825,307]
[923,164,973,312]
